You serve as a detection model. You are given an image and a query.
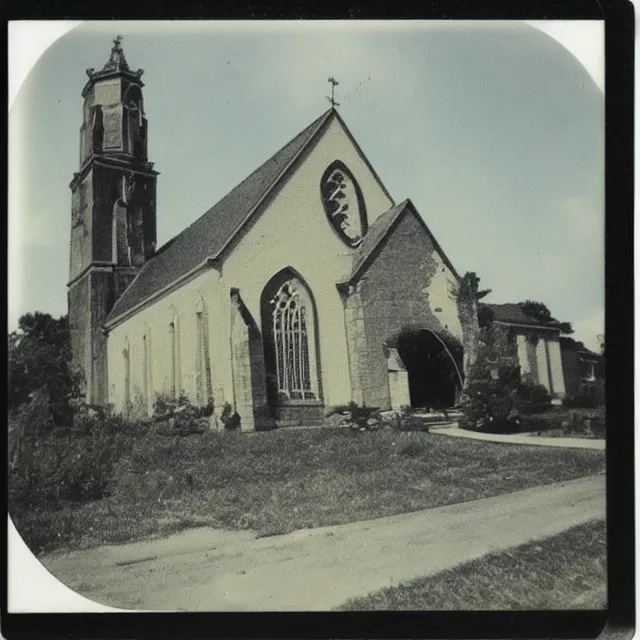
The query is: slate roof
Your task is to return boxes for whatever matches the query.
[106,109,334,324]
[344,199,410,283]
[340,198,461,286]
[484,303,559,330]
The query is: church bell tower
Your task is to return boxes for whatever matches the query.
[68,36,158,405]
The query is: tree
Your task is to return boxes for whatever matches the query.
[517,300,573,334]
[453,271,492,383]
[8,312,79,425]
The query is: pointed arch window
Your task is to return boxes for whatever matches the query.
[169,314,181,399]
[270,278,318,401]
[169,320,177,398]
[123,340,131,411]
[195,302,213,408]
[143,329,152,415]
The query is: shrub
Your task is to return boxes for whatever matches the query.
[153,392,211,436]
[459,373,520,433]
[514,376,552,414]
[220,402,241,431]
[563,391,601,409]
[9,410,144,511]
[460,361,553,433]
[326,402,381,431]
[519,407,606,439]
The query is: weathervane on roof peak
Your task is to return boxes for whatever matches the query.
[326,77,340,108]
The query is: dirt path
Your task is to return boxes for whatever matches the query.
[41,474,605,611]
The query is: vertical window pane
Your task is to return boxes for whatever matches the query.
[271,278,315,401]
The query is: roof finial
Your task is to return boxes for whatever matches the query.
[102,34,129,72]
[326,76,340,109]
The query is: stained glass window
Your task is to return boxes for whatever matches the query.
[271,279,316,400]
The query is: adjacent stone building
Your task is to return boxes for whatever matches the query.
[484,303,567,399]
[560,337,605,404]
[67,39,486,429]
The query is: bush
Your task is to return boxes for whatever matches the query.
[514,376,552,414]
[459,373,520,433]
[519,407,606,439]
[460,363,553,433]
[9,399,147,511]
[153,392,211,435]
[326,402,381,431]
[563,390,601,409]
[219,402,241,431]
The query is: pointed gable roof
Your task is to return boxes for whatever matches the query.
[106,109,335,325]
[339,199,461,288]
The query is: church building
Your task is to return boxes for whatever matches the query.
[68,38,481,430]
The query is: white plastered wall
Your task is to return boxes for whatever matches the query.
[106,268,227,414]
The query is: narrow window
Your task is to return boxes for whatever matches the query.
[123,343,131,411]
[196,311,213,408]
[143,334,149,411]
[169,321,177,398]
[143,331,152,415]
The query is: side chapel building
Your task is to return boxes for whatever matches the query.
[68,38,565,429]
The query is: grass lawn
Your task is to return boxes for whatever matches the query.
[12,428,605,556]
[338,519,607,610]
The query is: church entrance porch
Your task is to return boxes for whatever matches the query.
[393,328,464,411]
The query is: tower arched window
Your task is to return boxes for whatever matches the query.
[267,277,319,401]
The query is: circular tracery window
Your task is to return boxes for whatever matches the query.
[320,160,368,246]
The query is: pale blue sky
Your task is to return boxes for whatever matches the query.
[9,21,604,349]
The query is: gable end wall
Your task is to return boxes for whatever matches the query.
[355,212,462,409]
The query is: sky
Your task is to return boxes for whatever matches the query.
[9,21,604,351]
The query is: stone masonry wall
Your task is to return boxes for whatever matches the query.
[353,212,462,410]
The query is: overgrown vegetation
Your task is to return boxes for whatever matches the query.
[10,426,604,556]
[153,392,211,435]
[517,300,574,335]
[8,309,605,561]
[459,324,552,433]
[8,312,81,425]
[523,407,606,440]
[326,403,382,430]
[338,519,606,610]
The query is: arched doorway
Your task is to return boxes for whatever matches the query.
[394,328,463,410]
[260,269,323,426]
